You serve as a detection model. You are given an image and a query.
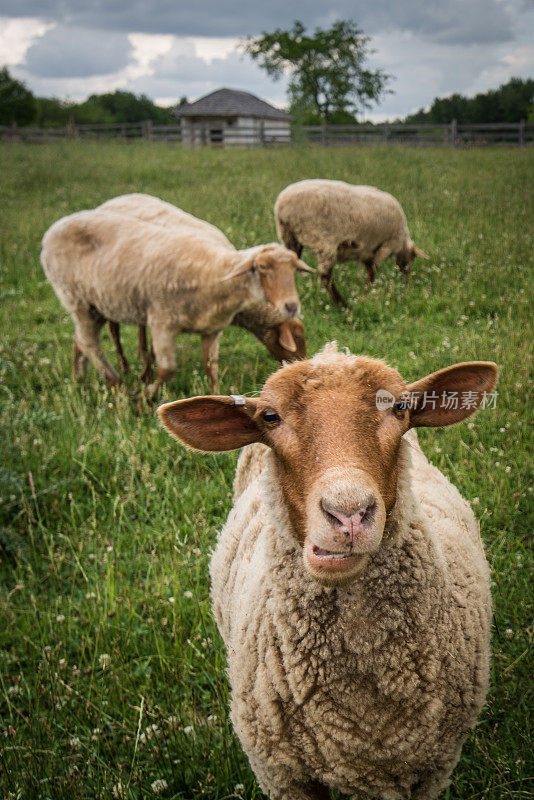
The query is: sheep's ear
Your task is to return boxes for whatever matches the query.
[221,256,255,281]
[412,245,428,260]
[277,321,297,353]
[158,396,262,452]
[406,362,498,428]
[295,258,315,273]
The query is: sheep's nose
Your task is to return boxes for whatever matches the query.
[284,301,299,318]
[321,497,376,532]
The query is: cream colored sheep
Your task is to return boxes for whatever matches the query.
[158,344,498,800]
[41,207,312,397]
[275,179,427,306]
[96,194,307,377]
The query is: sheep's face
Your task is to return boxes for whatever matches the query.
[254,353,410,586]
[158,349,498,588]
[396,241,428,273]
[253,244,313,320]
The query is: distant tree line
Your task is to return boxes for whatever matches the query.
[0,67,182,127]
[0,64,532,129]
[405,78,533,124]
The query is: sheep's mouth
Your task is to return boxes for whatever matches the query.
[304,541,369,577]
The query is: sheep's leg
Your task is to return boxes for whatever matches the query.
[144,322,177,400]
[73,340,88,380]
[319,254,347,307]
[108,321,130,374]
[364,244,392,286]
[364,258,376,284]
[201,331,222,394]
[138,325,155,384]
[72,307,120,387]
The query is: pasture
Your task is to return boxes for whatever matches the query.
[0,142,532,799]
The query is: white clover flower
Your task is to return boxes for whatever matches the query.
[69,736,81,748]
[151,778,168,794]
[56,614,65,623]
[98,653,111,669]
[168,597,175,604]
[85,592,97,600]
[140,723,160,744]
[505,629,514,639]
[112,782,125,799]
[183,591,193,599]
[472,497,480,505]
[183,725,194,735]
[166,716,180,729]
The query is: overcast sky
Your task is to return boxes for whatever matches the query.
[1,0,533,120]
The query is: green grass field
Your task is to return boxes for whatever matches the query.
[0,142,532,799]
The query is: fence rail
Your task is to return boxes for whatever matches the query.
[1,119,532,147]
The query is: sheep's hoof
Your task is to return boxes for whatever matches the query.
[144,382,161,402]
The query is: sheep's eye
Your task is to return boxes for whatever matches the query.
[393,399,409,417]
[250,264,256,274]
[262,409,280,426]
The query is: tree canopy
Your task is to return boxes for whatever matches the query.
[241,20,391,123]
[405,78,534,124]
[0,67,36,126]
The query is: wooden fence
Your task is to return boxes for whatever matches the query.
[1,119,532,147]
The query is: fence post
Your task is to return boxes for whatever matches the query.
[66,115,76,140]
[321,121,327,146]
[142,119,153,141]
[384,122,390,143]
[519,118,525,148]
[450,119,457,148]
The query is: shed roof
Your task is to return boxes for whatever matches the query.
[176,88,291,120]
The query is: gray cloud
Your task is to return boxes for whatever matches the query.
[2,0,519,45]
[24,24,133,78]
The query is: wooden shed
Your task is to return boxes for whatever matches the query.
[175,88,291,146]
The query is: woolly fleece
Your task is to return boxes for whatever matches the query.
[210,355,492,799]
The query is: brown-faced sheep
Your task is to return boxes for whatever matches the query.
[41,208,312,397]
[95,194,307,381]
[158,344,497,800]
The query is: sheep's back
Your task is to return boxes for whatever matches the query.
[275,180,409,256]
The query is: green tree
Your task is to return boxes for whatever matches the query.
[0,67,36,126]
[79,91,175,124]
[241,20,391,122]
[405,78,533,124]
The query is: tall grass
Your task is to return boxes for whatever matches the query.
[0,142,532,799]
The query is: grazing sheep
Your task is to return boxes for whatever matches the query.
[108,308,306,385]
[96,195,307,379]
[158,344,498,800]
[275,179,427,306]
[41,208,312,397]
